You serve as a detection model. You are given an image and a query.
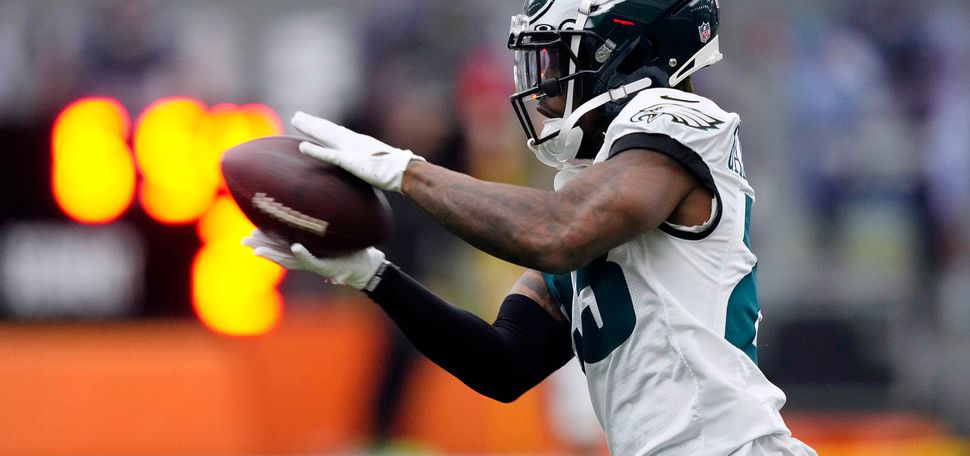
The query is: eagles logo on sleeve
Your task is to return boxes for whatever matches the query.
[631,103,725,131]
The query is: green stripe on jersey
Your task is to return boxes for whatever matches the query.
[725,195,759,363]
[543,272,573,320]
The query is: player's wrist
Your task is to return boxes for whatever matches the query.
[362,260,392,293]
[399,158,428,195]
[381,149,419,193]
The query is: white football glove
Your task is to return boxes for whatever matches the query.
[291,111,425,193]
[242,229,387,291]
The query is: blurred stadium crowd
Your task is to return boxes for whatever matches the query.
[2,0,970,452]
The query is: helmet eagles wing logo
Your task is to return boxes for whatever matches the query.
[631,103,724,131]
[698,22,712,44]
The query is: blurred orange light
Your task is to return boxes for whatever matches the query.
[51,98,136,224]
[197,195,257,246]
[241,104,285,138]
[192,238,285,336]
[199,104,283,191]
[187,104,284,337]
[133,97,217,225]
[138,176,218,225]
[133,99,282,225]
[133,98,207,182]
[52,95,288,337]
[193,196,285,337]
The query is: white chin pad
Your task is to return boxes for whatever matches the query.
[528,118,584,169]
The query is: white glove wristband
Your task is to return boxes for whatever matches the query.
[362,260,390,293]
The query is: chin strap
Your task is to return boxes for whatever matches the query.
[528,75,654,169]
[562,76,654,134]
[563,0,598,125]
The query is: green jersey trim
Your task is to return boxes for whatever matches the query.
[725,194,759,363]
[543,272,574,322]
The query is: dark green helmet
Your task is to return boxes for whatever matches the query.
[509,0,722,154]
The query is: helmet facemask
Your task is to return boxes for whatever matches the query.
[508,14,605,149]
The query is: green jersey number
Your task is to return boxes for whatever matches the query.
[572,256,637,365]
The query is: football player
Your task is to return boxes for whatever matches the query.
[245,0,817,454]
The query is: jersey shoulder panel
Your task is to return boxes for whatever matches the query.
[604,88,738,161]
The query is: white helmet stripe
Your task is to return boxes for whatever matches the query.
[668,35,723,87]
[564,0,596,122]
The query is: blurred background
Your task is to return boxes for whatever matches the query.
[1,0,969,454]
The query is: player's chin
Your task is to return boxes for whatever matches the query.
[537,100,565,119]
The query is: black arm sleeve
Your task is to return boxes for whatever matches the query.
[365,263,575,403]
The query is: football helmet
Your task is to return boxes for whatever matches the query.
[509,0,722,165]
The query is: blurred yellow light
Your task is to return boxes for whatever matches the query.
[133,97,216,225]
[133,97,206,179]
[52,96,289,337]
[241,104,284,138]
[197,195,256,245]
[138,178,219,225]
[51,98,136,224]
[198,104,283,189]
[204,105,261,153]
[192,238,285,336]
[132,99,282,225]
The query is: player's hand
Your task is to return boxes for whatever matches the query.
[292,111,425,193]
[242,229,387,291]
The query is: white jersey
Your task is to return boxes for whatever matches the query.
[544,89,813,455]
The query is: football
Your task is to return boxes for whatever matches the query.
[221,135,392,257]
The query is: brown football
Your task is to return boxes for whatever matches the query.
[221,135,392,257]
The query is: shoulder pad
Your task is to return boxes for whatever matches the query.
[613,89,731,135]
